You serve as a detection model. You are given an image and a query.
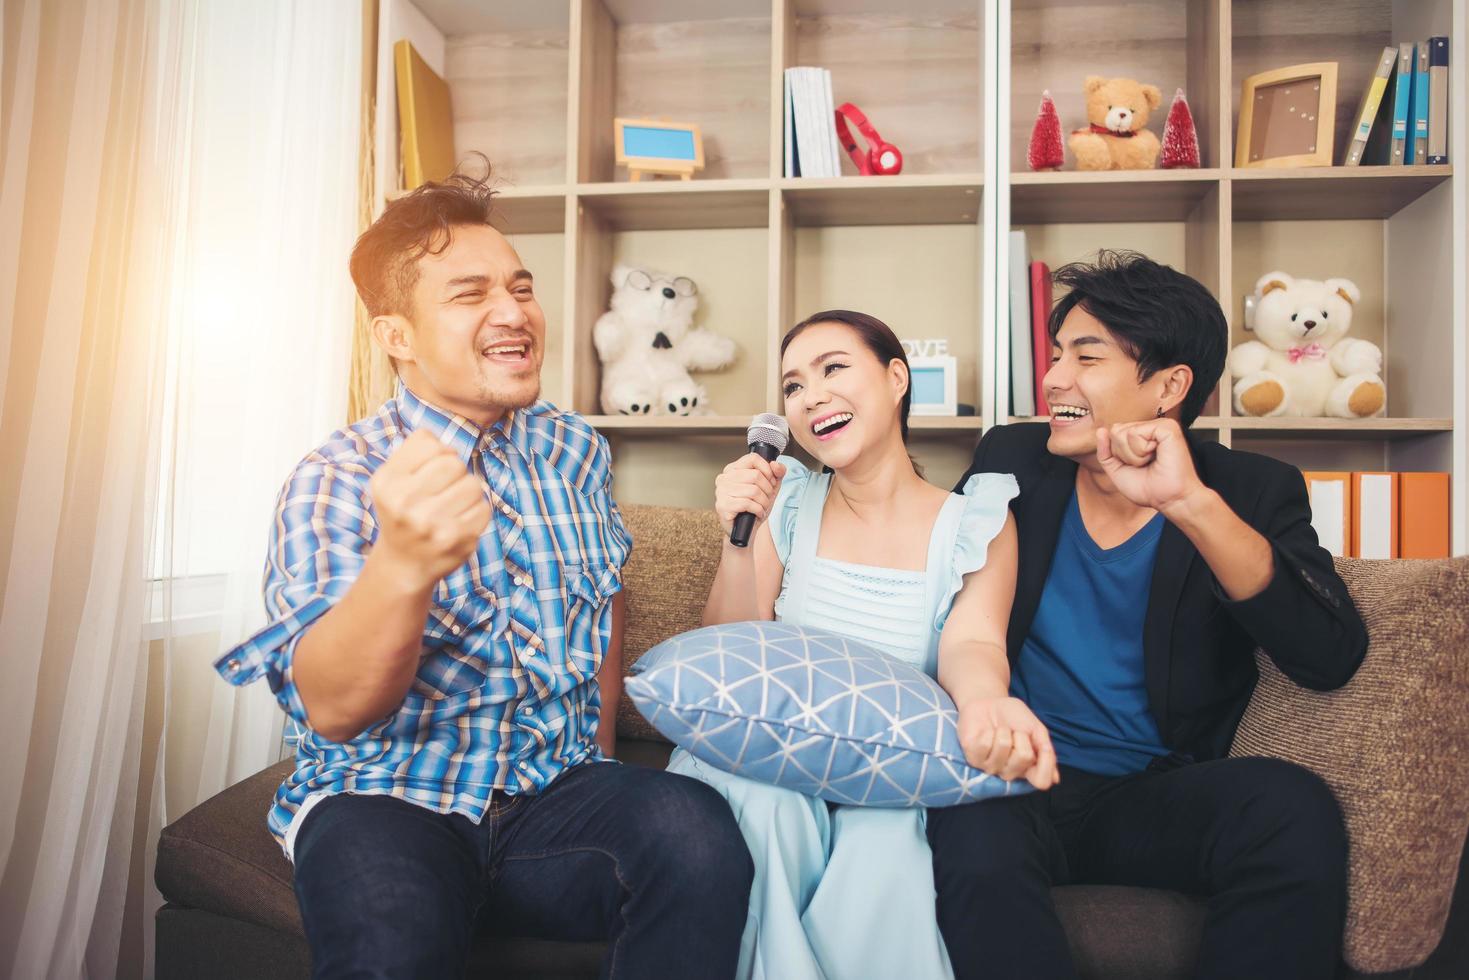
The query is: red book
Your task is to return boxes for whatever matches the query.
[1029,261,1053,414]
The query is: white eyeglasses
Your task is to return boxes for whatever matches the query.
[626,269,697,297]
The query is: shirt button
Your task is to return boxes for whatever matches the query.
[227,658,240,672]
[501,504,514,516]
[521,705,535,716]
[514,576,528,587]
[450,624,462,635]
[518,761,529,770]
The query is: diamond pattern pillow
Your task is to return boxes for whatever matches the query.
[626,620,1032,807]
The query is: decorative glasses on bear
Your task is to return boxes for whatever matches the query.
[625,269,697,297]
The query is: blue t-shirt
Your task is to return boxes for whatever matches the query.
[1011,491,1170,776]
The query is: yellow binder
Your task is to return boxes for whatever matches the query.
[394,40,455,189]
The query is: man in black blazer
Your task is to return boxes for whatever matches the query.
[931,251,1368,980]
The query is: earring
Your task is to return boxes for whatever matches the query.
[1155,406,1164,418]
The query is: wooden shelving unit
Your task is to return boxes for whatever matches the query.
[380,0,1464,548]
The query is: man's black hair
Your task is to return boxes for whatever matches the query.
[1048,250,1227,427]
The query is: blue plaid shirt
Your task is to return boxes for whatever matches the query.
[215,385,631,855]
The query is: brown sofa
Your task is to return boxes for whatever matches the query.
[156,504,1469,979]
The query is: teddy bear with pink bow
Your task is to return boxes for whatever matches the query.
[1229,270,1385,419]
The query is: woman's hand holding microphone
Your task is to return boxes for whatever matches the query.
[714,454,788,542]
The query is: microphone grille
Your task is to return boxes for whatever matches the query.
[746,413,789,450]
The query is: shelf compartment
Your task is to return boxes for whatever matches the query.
[781,175,983,227]
[1010,170,1222,224]
[793,5,982,177]
[575,180,771,230]
[1010,0,1222,171]
[1230,167,1453,221]
[442,10,571,188]
[492,185,568,234]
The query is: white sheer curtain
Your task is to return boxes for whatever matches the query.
[154,0,362,805]
[0,0,363,975]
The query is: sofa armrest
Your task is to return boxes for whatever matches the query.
[1231,557,1469,974]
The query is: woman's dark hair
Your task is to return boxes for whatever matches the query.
[780,310,913,441]
[1047,250,1227,427]
[349,155,499,319]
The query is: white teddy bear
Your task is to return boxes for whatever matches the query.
[594,264,738,416]
[1228,271,1385,419]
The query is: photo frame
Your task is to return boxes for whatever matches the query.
[1235,62,1338,168]
[907,355,958,416]
[614,118,705,181]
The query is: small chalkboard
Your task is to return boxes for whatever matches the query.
[615,118,705,181]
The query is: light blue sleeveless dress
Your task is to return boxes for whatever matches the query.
[668,456,1019,980]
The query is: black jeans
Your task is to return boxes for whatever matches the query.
[291,761,753,980]
[927,756,1348,980]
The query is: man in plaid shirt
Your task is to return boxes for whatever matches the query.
[215,170,751,978]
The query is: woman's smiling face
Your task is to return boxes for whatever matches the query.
[780,321,908,470]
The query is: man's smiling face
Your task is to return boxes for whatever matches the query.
[392,223,546,428]
[1043,305,1168,462]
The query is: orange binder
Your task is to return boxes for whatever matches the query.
[1302,472,1353,558]
[1351,472,1400,559]
[1399,472,1451,558]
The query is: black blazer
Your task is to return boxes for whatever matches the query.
[957,423,1369,765]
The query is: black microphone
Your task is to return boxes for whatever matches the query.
[730,413,790,548]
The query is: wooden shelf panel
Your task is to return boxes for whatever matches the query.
[1007,416,1451,439]
[910,416,985,430]
[587,415,751,435]
[1008,415,1227,429]
[1228,417,1454,438]
[1010,170,1222,224]
[575,180,770,230]
[781,175,983,227]
[492,186,568,235]
[1230,167,1453,221]
[588,414,987,436]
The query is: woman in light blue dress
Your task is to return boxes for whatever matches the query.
[667,310,1061,980]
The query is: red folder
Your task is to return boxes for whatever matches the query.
[1030,261,1052,414]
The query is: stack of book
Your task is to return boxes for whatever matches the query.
[1006,231,1053,417]
[1344,37,1450,166]
[1302,471,1451,558]
[784,67,841,178]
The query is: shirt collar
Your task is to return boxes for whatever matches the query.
[394,382,531,463]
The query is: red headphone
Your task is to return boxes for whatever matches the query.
[834,102,903,176]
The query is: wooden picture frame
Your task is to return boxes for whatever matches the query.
[614,118,705,181]
[1235,62,1339,168]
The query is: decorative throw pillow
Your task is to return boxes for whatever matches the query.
[626,620,1031,807]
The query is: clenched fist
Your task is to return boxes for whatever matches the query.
[714,453,788,538]
[368,429,492,590]
[957,696,1060,790]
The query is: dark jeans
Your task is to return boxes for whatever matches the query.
[927,756,1349,980]
[291,761,753,980]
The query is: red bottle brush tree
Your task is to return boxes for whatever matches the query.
[1028,90,1064,171]
[1160,88,1200,169]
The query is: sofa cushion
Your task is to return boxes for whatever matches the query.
[616,503,722,743]
[1231,557,1469,974]
[156,746,1209,979]
[627,620,1030,806]
[156,759,302,937]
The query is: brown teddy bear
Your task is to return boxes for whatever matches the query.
[1068,76,1163,170]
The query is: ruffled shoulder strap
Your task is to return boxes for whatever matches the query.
[768,455,816,564]
[934,472,1020,632]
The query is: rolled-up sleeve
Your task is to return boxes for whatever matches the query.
[214,459,376,725]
